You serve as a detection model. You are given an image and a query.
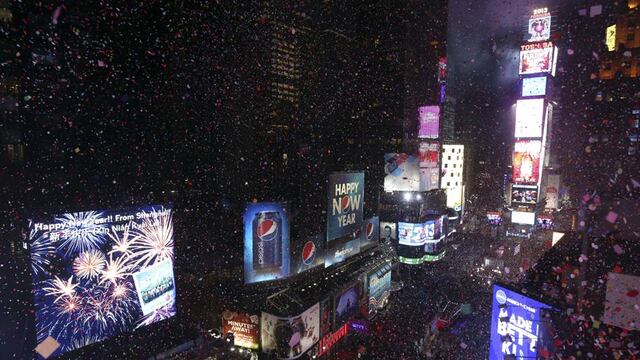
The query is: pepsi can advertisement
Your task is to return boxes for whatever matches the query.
[291,233,325,274]
[244,203,290,284]
[360,216,380,250]
[327,172,364,242]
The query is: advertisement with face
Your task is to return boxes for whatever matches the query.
[513,140,542,185]
[380,222,396,246]
[384,153,421,192]
[244,203,290,284]
[291,233,325,275]
[335,284,360,327]
[489,284,554,360]
[360,217,379,250]
[519,42,554,75]
[418,142,440,168]
[28,205,177,358]
[327,172,364,242]
[261,304,320,359]
[222,311,260,349]
[515,99,545,138]
[511,186,538,205]
[418,105,440,139]
[521,76,547,97]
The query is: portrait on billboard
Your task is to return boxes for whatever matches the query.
[28,205,177,359]
[261,304,320,359]
[418,105,440,139]
[512,140,542,185]
[243,203,290,284]
[515,98,545,138]
[519,42,554,75]
[380,222,396,246]
[418,142,440,168]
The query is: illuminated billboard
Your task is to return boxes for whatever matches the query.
[511,185,538,205]
[335,284,360,327]
[244,203,290,284]
[515,98,545,138]
[261,303,320,359]
[521,76,547,97]
[291,233,325,275]
[486,211,502,226]
[28,205,177,358]
[512,140,542,185]
[398,220,438,246]
[360,217,379,250]
[222,311,260,349]
[519,42,555,75]
[384,153,420,192]
[327,172,364,242]
[528,8,551,42]
[606,24,617,51]
[367,264,391,319]
[380,221,396,245]
[418,105,440,139]
[512,211,536,225]
[545,174,560,209]
[489,284,554,359]
[418,142,439,168]
[419,167,440,192]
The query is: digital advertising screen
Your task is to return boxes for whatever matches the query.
[486,212,502,226]
[419,167,440,192]
[291,233,325,275]
[28,205,177,358]
[222,311,260,349]
[515,99,545,138]
[418,105,440,139]
[367,265,391,319]
[384,153,421,192]
[360,217,379,250]
[261,303,320,359]
[519,41,555,75]
[512,211,536,225]
[244,202,290,284]
[418,142,439,168]
[335,284,360,327]
[521,76,547,97]
[536,216,553,230]
[528,12,551,42]
[545,174,560,209]
[511,185,538,205]
[606,24,617,51]
[513,140,542,185]
[398,221,436,246]
[327,172,364,242]
[380,222,396,246]
[489,284,554,360]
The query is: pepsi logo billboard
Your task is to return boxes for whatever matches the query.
[291,233,325,275]
[360,216,379,250]
[327,172,364,242]
[243,202,290,284]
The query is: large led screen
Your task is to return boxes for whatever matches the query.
[513,140,542,185]
[515,99,545,138]
[519,42,554,75]
[521,76,547,97]
[384,153,420,192]
[28,205,177,358]
[511,185,538,205]
[489,284,554,360]
[360,217,379,250]
[418,142,439,168]
[512,211,536,225]
[222,311,260,349]
[244,203,290,284]
[367,266,391,319]
[398,221,436,246]
[327,172,364,242]
[335,284,360,327]
[291,233,324,275]
[418,105,440,139]
[261,304,320,359]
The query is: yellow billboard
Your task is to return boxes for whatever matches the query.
[606,24,616,51]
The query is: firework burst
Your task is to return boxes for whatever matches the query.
[129,211,174,268]
[73,249,106,280]
[64,334,104,352]
[107,227,135,257]
[99,254,130,285]
[43,276,79,304]
[55,211,108,256]
[29,229,55,276]
[56,295,81,316]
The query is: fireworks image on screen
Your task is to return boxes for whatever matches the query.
[29,205,177,359]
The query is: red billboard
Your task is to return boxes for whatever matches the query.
[519,41,555,75]
[512,140,542,185]
[419,142,440,168]
[222,311,260,349]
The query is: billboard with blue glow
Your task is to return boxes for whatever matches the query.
[244,203,290,284]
